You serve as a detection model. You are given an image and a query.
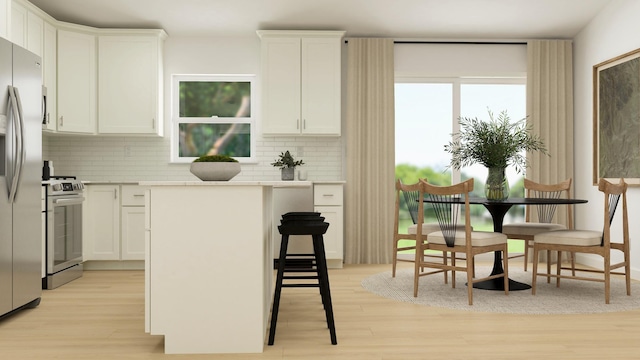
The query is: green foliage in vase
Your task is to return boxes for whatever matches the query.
[193,154,238,162]
[444,109,548,174]
[271,151,304,169]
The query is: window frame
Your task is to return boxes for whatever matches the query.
[170,74,257,163]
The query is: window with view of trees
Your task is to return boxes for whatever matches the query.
[172,75,256,162]
[395,78,527,253]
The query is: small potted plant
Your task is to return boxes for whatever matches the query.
[190,154,241,181]
[271,151,304,181]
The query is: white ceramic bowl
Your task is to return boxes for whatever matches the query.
[190,162,241,181]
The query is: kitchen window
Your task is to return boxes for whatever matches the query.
[171,74,256,163]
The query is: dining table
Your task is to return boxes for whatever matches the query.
[423,197,588,291]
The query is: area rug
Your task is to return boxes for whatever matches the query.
[361,266,640,314]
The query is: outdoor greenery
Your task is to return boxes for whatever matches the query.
[444,109,547,174]
[395,163,526,253]
[179,81,251,117]
[178,81,252,158]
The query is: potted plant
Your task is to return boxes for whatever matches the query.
[190,154,241,181]
[271,151,304,181]
[444,109,548,200]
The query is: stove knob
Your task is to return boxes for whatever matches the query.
[52,184,62,191]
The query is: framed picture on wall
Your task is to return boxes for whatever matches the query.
[593,47,640,186]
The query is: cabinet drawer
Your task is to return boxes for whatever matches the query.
[121,185,149,206]
[313,184,343,206]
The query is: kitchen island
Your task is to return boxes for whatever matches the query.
[140,181,311,354]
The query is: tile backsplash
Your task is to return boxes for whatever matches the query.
[43,134,343,182]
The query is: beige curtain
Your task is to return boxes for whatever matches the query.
[344,38,395,264]
[527,40,574,264]
[527,40,574,227]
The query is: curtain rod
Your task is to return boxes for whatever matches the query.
[344,40,526,45]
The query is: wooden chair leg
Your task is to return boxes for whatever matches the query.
[531,246,539,295]
[523,239,529,272]
[503,245,509,296]
[556,251,562,287]
[467,257,474,305]
[546,250,552,283]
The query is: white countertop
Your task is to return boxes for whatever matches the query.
[138,180,314,187]
[85,180,345,186]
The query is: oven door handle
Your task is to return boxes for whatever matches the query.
[52,197,85,206]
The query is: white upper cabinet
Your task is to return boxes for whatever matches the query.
[26,10,43,57]
[42,21,56,131]
[98,31,166,135]
[57,28,97,134]
[0,0,9,40]
[258,30,345,136]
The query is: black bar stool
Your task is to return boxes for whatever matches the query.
[268,212,337,345]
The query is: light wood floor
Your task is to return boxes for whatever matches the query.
[2,263,640,359]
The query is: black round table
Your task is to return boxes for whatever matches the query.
[425,197,588,291]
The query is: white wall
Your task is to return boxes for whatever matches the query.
[573,0,640,276]
[45,36,343,182]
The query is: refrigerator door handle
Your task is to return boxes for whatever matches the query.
[14,87,25,200]
[7,86,22,203]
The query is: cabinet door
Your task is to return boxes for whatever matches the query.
[57,29,96,133]
[314,205,343,261]
[26,10,43,58]
[10,1,26,47]
[98,35,161,135]
[261,37,301,135]
[0,0,9,40]
[42,21,56,131]
[84,185,120,260]
[300,37,342,135]
[121,206,145,260]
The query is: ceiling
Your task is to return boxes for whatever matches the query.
[28,0,613,39]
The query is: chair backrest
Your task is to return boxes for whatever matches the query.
[399,180,420,224]
[524,178,573,228]
[421,178,473,248]
[598,178,628,247]
[395,179,425,235]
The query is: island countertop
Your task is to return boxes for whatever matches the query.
[139,180,313,187]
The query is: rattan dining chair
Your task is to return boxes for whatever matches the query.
[502,178,573,273]
[415,178,509,305]
[531,178,630,304]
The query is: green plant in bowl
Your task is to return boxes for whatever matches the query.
[190,155,240,181]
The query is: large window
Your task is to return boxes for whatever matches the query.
[395,78,526,235]
[171,75,256,163]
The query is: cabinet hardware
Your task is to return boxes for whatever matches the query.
[60,115,63,126]
[296,119,300,129]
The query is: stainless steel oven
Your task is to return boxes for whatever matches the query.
[43,177,85,289]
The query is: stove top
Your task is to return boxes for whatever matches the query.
[43,176,85,195]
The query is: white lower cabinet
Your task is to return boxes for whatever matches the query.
[120,185,147,260]
[313,183,344,268]
[84,185,120,260]
[84,184,147,263]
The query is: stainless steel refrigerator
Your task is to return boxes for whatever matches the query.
[0,37,43,318]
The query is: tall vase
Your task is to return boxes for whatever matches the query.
[485,167,509,200]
